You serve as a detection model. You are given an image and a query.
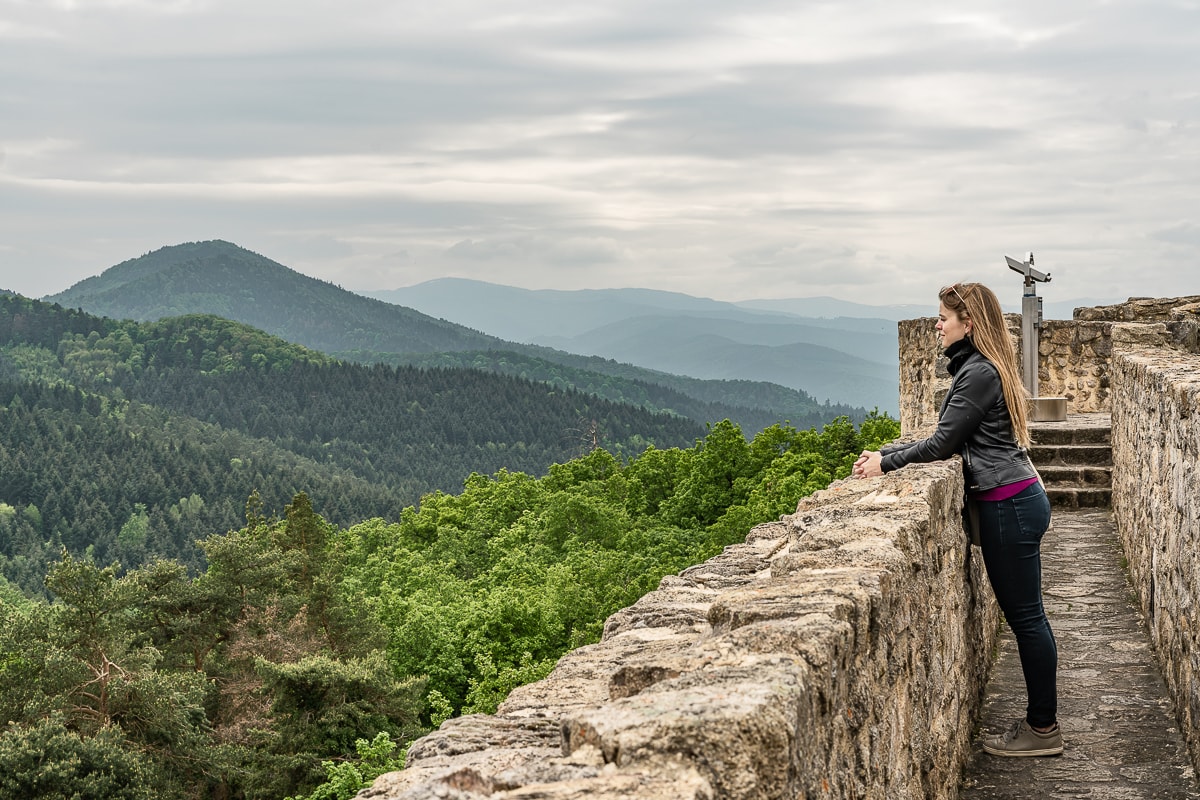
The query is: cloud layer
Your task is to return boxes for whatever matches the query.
[2,0,1198,306]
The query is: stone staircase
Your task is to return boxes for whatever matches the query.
[1028,413,1112,509]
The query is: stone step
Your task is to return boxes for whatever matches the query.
[1037,465,1113,488]
[1045,486,1113,509]
[1030,425,1112,446]
[1025,414,1114,508]
[1029,443,1113,467]
[1028,412,1112,445]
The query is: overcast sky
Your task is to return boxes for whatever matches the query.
[2,0,1198,307]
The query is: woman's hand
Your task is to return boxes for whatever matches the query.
[853,450,883,479]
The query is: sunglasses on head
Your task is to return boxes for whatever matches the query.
[941,284,966,307]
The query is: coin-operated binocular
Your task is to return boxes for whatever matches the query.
[1005,253,1066,421]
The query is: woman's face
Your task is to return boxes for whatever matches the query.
[937,301,971,348]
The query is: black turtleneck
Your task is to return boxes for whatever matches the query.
[944,337,977,376]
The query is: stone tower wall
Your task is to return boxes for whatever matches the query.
[898,297,1200,436]
[1111,314,1200,772]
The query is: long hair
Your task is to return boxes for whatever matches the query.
[939,282,1031,447]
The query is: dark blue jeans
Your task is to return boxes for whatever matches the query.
[976,481,1057,728]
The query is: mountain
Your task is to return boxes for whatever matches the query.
[733,296,930,322]
[46,241,502,355]
[368,280,819,342]
[46,242,872,428]
[737,292,1125,322]
[545,317,895,411]
[370,278,898,412]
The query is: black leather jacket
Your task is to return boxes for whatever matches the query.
[880,338,1037,493]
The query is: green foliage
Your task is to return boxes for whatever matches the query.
[251,653,423,795]
[365,348,870,435]
[0,718,160,800]
[343,412,899,717]
[0,494,434,800]
[285,732,407,800]
[463,651,557,715]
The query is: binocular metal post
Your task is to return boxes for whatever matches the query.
[1006,253,1067,422]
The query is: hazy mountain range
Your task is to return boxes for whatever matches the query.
[368,278,900,413]
[41,241,900,416]
[37,242,871,431]
[39,241,1123,419]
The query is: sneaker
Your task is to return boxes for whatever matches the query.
[982,719,1063,757]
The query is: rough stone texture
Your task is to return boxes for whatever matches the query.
[896,317,943,436]
[961,509,1200,798]
[1075,295,1200,322]
[360,466,1000,800]
[1037,320,1114,413]
[1111,345,1200,774]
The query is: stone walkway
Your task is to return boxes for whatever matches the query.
[960,509,1200,798]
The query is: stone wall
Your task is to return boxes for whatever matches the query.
[1111,321,1200,771]
[896,319,943,436]
[1076,296,1200,322]
[1036,320,1114,413]
[363,462,999,800]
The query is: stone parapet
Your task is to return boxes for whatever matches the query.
[1111,346,1200,772]
[362,463,999,800]
[896,318,942,435]
[1075,295,1200,322]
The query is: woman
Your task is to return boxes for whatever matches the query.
[853,281,1060,757]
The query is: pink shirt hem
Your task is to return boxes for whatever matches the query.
[973,476,1039,502]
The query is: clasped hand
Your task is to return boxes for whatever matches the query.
[853,450,883,479]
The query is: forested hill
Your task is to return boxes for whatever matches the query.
[0,295,703,595]
[45,240,869,432]
[45,240,500,354]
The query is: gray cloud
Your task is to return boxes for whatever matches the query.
[2,0,1199,305]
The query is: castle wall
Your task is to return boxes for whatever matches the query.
[1111,317,1200,771]
[365,462,999,800]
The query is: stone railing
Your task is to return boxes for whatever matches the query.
[363,462,998,800]
[1111,314,1200,771]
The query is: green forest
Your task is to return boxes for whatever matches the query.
[0,291,899,799]
[362,347,864,434]
[0,295,702,594]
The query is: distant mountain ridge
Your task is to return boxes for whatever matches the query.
[45,241,870,431]
[370,278,899,413]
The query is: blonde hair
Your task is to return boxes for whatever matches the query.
[939,282,1031,447]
